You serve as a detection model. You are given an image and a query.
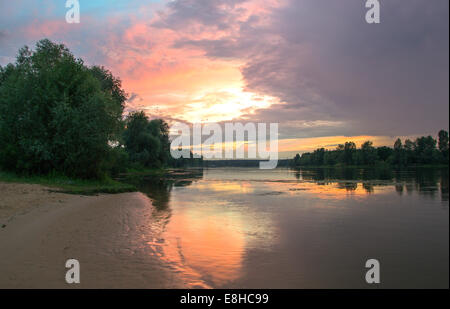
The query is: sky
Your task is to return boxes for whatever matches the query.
[0,0,448,157]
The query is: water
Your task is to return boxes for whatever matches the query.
[133,167,449,288]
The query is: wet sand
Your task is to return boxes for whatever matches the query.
[0,182,181,288]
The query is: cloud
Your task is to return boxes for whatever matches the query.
[1,0,448,147]
[155,0,249,30]
[166,0,449,138]
[240,0,450,137]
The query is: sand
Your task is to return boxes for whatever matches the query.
[0,182,183,288]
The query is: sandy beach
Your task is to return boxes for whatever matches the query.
[0,182,182,288]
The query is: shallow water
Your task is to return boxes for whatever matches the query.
[135,167,449,288]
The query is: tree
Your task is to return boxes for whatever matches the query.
[123,111,171,168]
[361,141,377,165]
[415,136,438,164]
[0,39,126,178]
[343,142,356,165]
[392,138,406,166]
[377,146,393,162]
[291,130,448,167]
[149,119,170,166]
[404,139,416,165]
[438,130,449,163]
[312,148,325,165]
[323,150,337,166]
[293,153,301,166]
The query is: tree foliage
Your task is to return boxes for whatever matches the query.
[292,130,449,167]
[123,111,171,168]
[438,130,449,162]
[0,39,126,178]
[0,39,202,178]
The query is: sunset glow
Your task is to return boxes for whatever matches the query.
[1,0,448,154]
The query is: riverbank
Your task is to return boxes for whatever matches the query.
[0,182,183,288]
[290,164,449,169]
[0,171,136,195]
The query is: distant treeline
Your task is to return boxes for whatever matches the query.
[0,39,199,179]
[292,131,449,167]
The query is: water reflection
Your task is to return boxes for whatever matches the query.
[293,167,449,201]
[127,169,249,287]
[133,167,448,288]
[128,169,204,210]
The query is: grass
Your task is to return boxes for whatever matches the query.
[0,171,136,195]
[123,166,167,176]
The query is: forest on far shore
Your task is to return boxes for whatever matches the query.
[292,132,449,168]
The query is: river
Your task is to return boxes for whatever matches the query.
[131,167,449,288]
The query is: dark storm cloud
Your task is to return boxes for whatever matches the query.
[170,0,449,138]
[254,0,448,137]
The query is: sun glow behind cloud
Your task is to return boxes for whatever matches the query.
[121,53,281,123]
[181,87,280,123]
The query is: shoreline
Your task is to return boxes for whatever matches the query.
[0,182,182,288]
[0,171,137,196]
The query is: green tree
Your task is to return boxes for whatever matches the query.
[323,150,337,165]
[377,146,393,162]
[123,111,171,168]
[343,142,356,165]
[149,119,170,166]
[404,139,416,165]
[0,39,126,178]
[312,148,325,165]
[361,141,377,165]
[438,130,449,163]
[291,130,448,168]
[293,153,301,166]
[415,136,438,164]
[392,138,406,166]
